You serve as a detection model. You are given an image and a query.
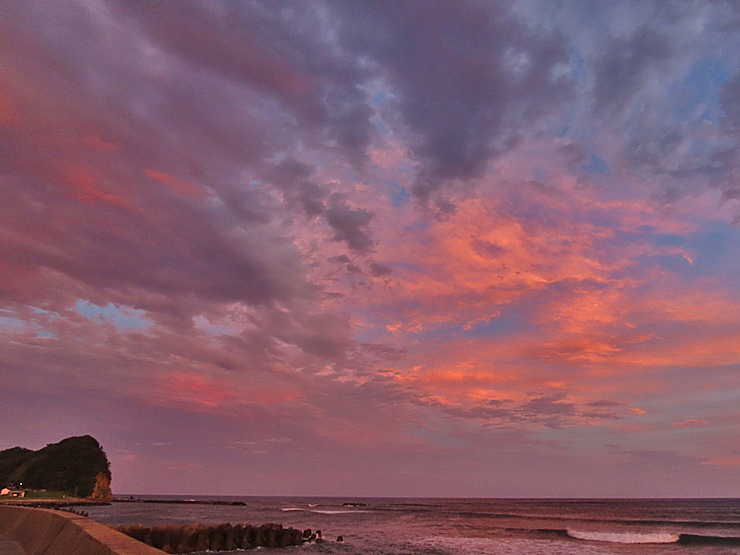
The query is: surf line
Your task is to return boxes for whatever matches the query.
[566,529,740,545]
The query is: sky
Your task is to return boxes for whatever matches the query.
[1,0,740,498]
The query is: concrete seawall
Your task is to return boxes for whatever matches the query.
[0,505,161,555]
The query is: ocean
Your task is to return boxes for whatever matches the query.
[86,497,740,554]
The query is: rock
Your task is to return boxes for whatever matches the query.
[90,472,113,501]
[223,524,238,550]
[265,526,277,548]
[193,530,208,551]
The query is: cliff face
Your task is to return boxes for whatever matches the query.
[0,435,112,498]
[90,472,112,501]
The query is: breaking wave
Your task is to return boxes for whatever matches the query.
[567,530,679,543]
[566,529,740,545]
[280,507,366,514]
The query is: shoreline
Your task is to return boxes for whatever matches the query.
[0,498,111,508]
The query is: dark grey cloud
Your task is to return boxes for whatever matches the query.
[418,392,619,429]
[331,1,574,201]
[369,262,392,277]
[721,71,740,133]
[110,0,376,168]
[325,195,375,253]
[265,159,328,217]
[592,26,671,113]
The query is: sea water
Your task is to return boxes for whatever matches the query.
[86,497,740,555]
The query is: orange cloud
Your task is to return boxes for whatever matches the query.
[62,167,132,210]
[673,420,709,427]
[152,370,298,410]
[145,169,204,197]
[85,135,119,153]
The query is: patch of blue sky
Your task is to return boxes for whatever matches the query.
[75,300,152,330]
[685,137,719,158]
[554,123,570,138]
[653,232,687,248]
[403,218,430,234]
[670,58,733,124]
[652,253,695,274]
[683,220,740,276]
[0,313,55,338]
[387,181,411,207]
[578,153,609,176]
[532,167,548,181]
[372,115,390,135]
[461,309,535,340]
[616,225,687,248]
[372,90,388,106]
[566,45,590,93]
[193,315,238,336]
[0,314,27,331]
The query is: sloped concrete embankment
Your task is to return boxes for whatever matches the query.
[0,505,161,555]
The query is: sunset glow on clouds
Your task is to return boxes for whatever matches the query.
[2,0,740,497]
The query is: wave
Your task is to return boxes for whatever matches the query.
[567,530,679,544]
[311,509,368,514]
[282,506,368,514]
[452,510,740,529]
[565,529,740,545]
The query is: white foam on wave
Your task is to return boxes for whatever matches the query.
[311,509,368,514]
[567,530,680,544]
[281,507,305,512]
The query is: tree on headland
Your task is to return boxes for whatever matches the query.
[0,435,111,498]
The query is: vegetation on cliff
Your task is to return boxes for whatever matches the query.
[0,435,111,498]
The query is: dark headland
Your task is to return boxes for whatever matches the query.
[0,435,112,504]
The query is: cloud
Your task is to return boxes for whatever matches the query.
[334,1,574,203]
[673,419,709,428]
[325,196,376,253]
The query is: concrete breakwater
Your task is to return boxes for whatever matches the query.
[0,505,161,555]
[112,522,316,553]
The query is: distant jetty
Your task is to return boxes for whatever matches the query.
[114,497,247,506]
